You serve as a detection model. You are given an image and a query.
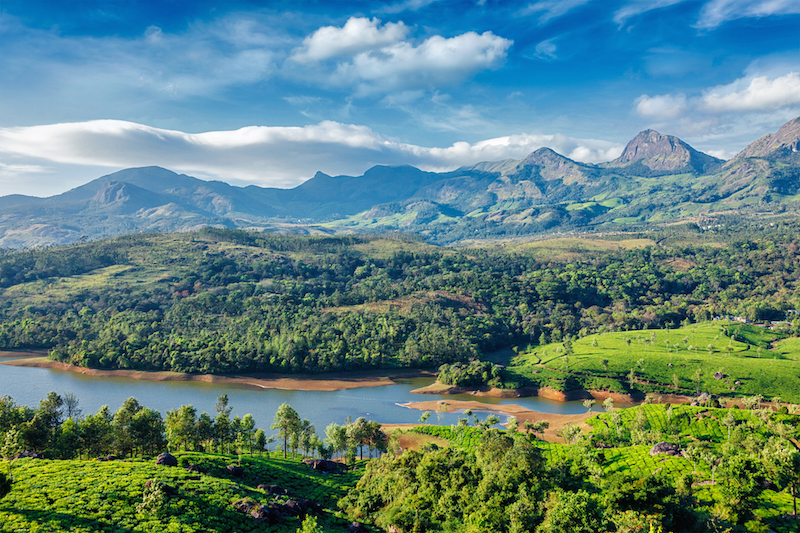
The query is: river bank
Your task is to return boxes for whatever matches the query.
[398,399,596,442]
[1,356,435,392]
[410,381,696,405]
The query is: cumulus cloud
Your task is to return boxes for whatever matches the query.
[701,72,800,112]
[0,120,624,195]
[632,70,800,153]
[291,17,409,62]
[333,31,512,95]
[636,71,800,121]
[635,93,688,118]
[695,0,800,29]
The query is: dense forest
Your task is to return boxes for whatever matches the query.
[0,223,799,378]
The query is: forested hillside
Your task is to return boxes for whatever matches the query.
[0,223,799,378]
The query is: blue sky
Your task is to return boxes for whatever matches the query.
[0,0,798,196]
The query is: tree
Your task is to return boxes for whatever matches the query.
[556,423,581,444]
[165,405,196,452]
[717,455,764,524]
[539,490,607,533]
[239,414,256,456]
[63,393,81,420]
[130,408,165,457]
[419,411,430,424]
[272,403,300,459]
[347,417,371,460]
[113,397,142,457]
[603,397,615,413]
[583,399,595,413]
[297,515,324,533]
[722,410,737,440]
[255,429,266,456]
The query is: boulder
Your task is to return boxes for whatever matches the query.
[257,484,288,495]
[155,452,178,467]
[713,372,724,380]
[185,464,204,474]
[302,458,342,473]
[281,500,303,517]
[233,499,254,514]
[226,464,244,477]
[13,451,44,460]
[650,442,680,456]
[250,504,282,524]
[294,497,322,514]
[144,479,178,495]
[348,522,368,533]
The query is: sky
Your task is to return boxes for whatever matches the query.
[0,0,798,197]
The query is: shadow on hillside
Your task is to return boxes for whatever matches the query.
[4,508,134,532]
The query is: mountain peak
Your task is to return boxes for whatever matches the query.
[734,115,800,160]
[608,129,721,174]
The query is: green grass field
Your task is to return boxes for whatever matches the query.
[0,452,367,533]
[508,321,800,402]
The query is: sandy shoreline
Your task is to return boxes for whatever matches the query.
[0,357,435,392]
[398,399,596,442]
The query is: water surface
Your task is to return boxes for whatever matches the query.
[0,356,588,433]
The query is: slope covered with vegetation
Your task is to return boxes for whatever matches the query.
[0,222,799,380]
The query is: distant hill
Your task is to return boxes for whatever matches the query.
[1,116,798,247]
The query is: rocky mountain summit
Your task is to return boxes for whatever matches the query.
[1,116,798,247]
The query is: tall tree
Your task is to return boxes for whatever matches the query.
[272,403,300,459]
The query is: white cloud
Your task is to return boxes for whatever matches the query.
[291,17,409,62]
[0,120,624,196]
[635,93,688,118]
[520,0,593,23]
[534,38,558,60]
[632,70,800,154]
[376,0,442,14]
[635,71,800,119]
[333,31,512,95]
[613,0,688,27]
[696,0,800,29]
[701,72,800,112]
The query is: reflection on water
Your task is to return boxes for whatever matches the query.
[0,357,587,433]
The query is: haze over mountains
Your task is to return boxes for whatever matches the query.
[1,116,799,247]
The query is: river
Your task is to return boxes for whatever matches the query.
[0,356,588,433]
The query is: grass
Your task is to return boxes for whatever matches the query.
[0,451,369,533]
[508,321,800,402]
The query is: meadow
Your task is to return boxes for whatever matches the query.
[507,321,800,402]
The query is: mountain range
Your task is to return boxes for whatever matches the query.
[1,116,798,247]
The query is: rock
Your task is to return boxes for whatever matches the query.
[257,484,288,495]
[250,504,282,524]
[294,497,322,514]
[735,380,742,385]
[650,442,680,456]
[105,455,120,461]
[226,464,244,477]
[13,451,44,460]
[713,372,724,380]
[155,452,178,467]
[302,458,342,473]
[281,500,304,517]
[233,499,254,514]
[144,479,178,495]
[186,464,204,474]
[348,522,368,533]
